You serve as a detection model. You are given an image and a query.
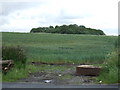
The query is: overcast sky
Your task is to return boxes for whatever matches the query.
[0,0,119,35]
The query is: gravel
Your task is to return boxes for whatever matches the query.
[19,64,99,85]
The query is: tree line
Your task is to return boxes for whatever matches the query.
[30,24,105,35]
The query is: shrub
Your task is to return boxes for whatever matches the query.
[2,45,27,69]
[97,51,119,84]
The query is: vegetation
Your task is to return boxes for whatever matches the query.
[2,64,74,82]
[30,24,105,35]
[2,32,116,64]
[2,32,118,83]
[59,74,74,80]
[97,51,119,84]
[2,45,27,68]
[97,38,119,84]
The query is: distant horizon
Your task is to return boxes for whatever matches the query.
[1,0,118,35]
[1,31,118,36]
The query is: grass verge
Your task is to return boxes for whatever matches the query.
[97,51,119,84]
[2,64,74,82]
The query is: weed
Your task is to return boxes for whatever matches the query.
[97,51,119,84]
[60,74,73,80]
[2,45,27,68]
[2,68,29,82]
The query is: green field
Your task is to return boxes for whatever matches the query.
[2,32,117,64]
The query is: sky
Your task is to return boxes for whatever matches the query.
[0,0,119,35]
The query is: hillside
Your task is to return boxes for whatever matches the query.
[2,32,116,64]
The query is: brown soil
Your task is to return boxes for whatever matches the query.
[30,61,79,65]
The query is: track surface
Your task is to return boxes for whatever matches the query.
[2,82,119,88]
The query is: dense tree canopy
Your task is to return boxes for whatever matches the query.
[30,24,105,35]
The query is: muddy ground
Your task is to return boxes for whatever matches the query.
[19,62,101,85]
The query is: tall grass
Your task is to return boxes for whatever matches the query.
[97,51,119,84]
[2,32,117,64]
[2,45,27,68]
[97,38,119,84]
[2,68,29,82]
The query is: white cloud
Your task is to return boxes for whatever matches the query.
[0,0,119,35]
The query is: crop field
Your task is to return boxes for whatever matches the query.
[2,32,117,64]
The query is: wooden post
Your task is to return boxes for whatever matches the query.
[0,60,14,72]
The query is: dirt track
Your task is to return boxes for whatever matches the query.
[19,63,100,85]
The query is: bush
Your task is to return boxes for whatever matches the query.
[97,51,119,84]
[2,45,27,69]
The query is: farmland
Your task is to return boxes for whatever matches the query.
[2,32,119,84]
[2,32,117,64]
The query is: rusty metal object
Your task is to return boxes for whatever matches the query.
[0,60,14,72]
[76,65,101,76]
